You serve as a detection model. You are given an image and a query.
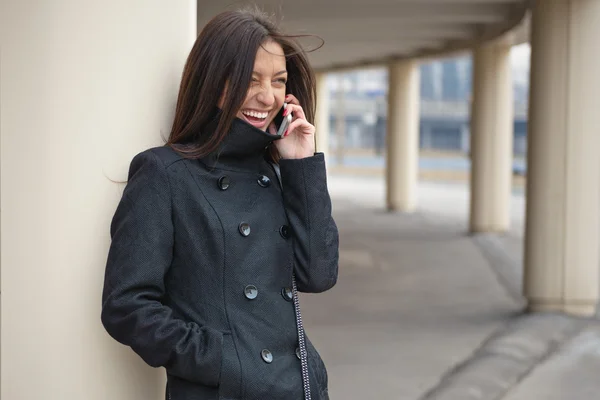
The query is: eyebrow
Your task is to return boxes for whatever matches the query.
[253,70,288,77]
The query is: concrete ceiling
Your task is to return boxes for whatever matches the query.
[197,0,530,71]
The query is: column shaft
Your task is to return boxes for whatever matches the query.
[469,43,514,233]
[1,1,197,398]
[386,60,420,212]
[524,0,600,316]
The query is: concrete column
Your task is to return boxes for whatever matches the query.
[469,42,513,233]
[386,60,420,212]
[315,72,330,160]
[524,0,600,316]
[335,75,346,165]
[0,1,196,399]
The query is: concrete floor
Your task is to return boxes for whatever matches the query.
[301,174,600,400]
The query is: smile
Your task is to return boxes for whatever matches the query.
[240,109,271,129]
[242,110,269,119]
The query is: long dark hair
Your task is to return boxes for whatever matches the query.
[167,7,320,160]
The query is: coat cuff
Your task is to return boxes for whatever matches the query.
[278,153,327,187]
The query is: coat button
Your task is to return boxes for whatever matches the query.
[239,222,251,237]
[257,175,271,188]
[244,285,258,300]
[296,347,301,360]
[279,225,291,239]
[281,287,293,302]
[217,176,230,190]
[261,349,273,363]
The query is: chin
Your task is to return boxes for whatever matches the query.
[263,119,275,132]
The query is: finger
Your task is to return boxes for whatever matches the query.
[284,103,306,121]
[267,121,277,136]
[285,94,300,105]
[285,119,315,137]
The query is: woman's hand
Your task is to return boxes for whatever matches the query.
[269,94,315,159]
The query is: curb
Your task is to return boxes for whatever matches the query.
[418,313,588,400]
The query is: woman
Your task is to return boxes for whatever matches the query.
[101,7,339,400]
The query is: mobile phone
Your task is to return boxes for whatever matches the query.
[273,103,293,137]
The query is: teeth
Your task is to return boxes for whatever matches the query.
[242,110,268,119]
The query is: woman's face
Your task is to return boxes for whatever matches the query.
[236,40,287,131]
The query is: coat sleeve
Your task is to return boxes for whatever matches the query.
[101,150,222,386]
[278,153,339,293]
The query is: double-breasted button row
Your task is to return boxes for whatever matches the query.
[237,222,291,239]
[244,286,294,302]
[259,348,301,364]
[218,176,289,239]
[222,171,293,365]
[216,175,271,190]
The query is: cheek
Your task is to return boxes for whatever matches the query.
[240,90,257,109]
[275,89,286,107]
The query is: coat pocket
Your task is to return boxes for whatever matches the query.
[166,374,218,400]
[218,332,242,399]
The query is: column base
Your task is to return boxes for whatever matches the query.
[526,299,598,317]
[469,224,509,234]
[386,202,416,213]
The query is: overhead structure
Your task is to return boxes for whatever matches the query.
[197,0,529,71]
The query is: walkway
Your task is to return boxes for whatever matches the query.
[300,174,600,399]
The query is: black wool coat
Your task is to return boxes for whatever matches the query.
[101,117,339,400]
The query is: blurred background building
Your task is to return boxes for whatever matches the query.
[323,50,529,175]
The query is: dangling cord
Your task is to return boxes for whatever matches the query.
[292,274,311,400]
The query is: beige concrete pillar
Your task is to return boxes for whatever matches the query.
[315,72,330,159]
[335,74,347,165]
[469,42,513,233]
[0,1,196,399]
[386,60,420,212]
[524,0,600,316]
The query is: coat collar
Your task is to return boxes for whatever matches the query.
[201,110,279,171]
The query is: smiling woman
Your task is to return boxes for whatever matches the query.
[166,7,320,162]
[101,6,337,400]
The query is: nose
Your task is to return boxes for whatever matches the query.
[256,84,275,107]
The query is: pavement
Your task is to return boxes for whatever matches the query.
[299,173,600,400]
